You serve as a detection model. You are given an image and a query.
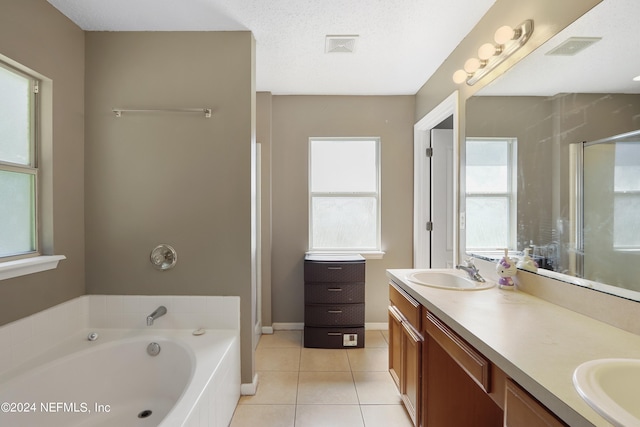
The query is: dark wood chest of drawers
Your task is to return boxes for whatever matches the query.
[304,255,365,348]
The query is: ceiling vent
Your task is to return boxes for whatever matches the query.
[545,37,602,56]
[325,35,358,53]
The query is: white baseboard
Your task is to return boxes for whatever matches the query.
[365,322,388,330]
[240,373,259,396]
[270,322,388,331]
[261,325,274,334]
[272,322,304,330]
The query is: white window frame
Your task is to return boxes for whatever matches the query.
[0,56,64,280]
[308,137,383,257]
[465,137,518,253]
[0,61,40,260]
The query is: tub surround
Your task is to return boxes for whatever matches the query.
[0,295,240,377]
[387,269,640,426]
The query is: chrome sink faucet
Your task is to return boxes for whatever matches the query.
[456,258,486,282]
[147,305,167,326]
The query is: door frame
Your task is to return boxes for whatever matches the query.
[413,91,460,269]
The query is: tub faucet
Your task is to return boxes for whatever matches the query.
[147,306,167,326]
[456,259,486,282]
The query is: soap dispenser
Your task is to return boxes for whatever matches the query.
[516,248,539,273]
[496,249,517,290]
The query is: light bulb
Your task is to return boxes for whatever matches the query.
[494,25,515,45]
[452,69,468,84]
[464,58,481,73]
[478,43,497,60]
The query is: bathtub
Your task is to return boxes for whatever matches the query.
[0,328,240,427]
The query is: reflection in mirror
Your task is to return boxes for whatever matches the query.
[463,0,640,300]
[577,130,640,296]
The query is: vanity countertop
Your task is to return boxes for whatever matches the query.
[387,269,640,427]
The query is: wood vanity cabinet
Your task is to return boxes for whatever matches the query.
[388,282,424,426]
[389,280,570,427]
[422,311,503,427]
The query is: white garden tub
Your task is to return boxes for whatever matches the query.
[0,328,240,427]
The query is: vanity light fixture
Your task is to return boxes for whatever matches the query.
[634,75,640,82]
[452,19,534,86]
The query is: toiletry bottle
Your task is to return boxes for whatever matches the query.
[516,248,538,273]
[496,248,516,289]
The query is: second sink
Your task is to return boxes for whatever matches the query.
[406,269,494,290]
[573,358,640,427]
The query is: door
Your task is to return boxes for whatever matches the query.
[413,92,459,269]
[430,129,454,268]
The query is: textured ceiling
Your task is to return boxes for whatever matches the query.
[478,0,640,96]
[47,0,496,95]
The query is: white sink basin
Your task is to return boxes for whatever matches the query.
[405,270,494,290]
[573,358,640,427]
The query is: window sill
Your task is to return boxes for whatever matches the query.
[306,251,385,260]
[0,255,66,281]
[358,251,385,260]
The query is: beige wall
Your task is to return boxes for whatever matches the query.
[270,96,415,325]
[0,0,85,325]
[84,32,256,383]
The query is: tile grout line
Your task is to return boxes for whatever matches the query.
[348,349,369,427]
[294,336,302,426]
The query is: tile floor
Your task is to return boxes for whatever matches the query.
[230,330,413,427]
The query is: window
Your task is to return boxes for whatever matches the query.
[309,137,381,253]
[613,141,640,249]
[0,62,39,259]
[465,138,517,252]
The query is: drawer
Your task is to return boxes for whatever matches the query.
[304,326,365,348]
[305,282,364,304]
[304,261,365,283]
[305,303,365,327]
[425,311,491,393]
[505,379,567,427]
[389,282,421,327]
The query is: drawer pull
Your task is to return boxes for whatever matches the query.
[327,288,343,292]
[327,310,343,314]
[327,332,342,336]
[327,266,343,270]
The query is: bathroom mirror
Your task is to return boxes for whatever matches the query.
[463,0,640,300]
